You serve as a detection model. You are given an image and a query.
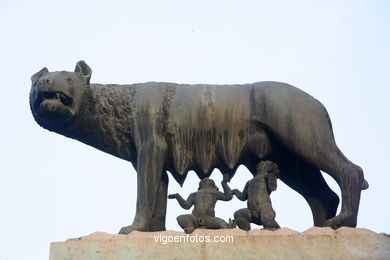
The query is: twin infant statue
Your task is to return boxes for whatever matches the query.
[169,160,280,233]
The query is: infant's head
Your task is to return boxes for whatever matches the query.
[198,178,219,191]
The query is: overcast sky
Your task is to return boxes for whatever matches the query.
[1,0,389,259]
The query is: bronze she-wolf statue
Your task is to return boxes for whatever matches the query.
[29,60,368,234]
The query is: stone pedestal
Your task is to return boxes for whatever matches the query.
[50,227,390,260]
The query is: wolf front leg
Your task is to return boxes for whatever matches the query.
[119,139,167,234]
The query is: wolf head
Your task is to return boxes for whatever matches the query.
[30,61,91,131]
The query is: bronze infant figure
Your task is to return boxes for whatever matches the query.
[233,161,280,231]
[169,175,235,234]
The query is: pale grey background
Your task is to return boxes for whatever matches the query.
[1,0,389,259]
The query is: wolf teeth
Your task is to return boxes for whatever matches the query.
[59,93,71,105]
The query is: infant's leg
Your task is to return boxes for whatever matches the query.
[234,208,252,231]
[204,217,229,229]
[260,207,280,230]
[177,214,199,234]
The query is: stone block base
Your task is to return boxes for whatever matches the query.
[49,227,390,259]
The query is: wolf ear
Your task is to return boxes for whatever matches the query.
[31,67,49,83]
[75,60,92,84]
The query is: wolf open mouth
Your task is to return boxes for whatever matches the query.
[31,90,75,123]
[33,91,72,112]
